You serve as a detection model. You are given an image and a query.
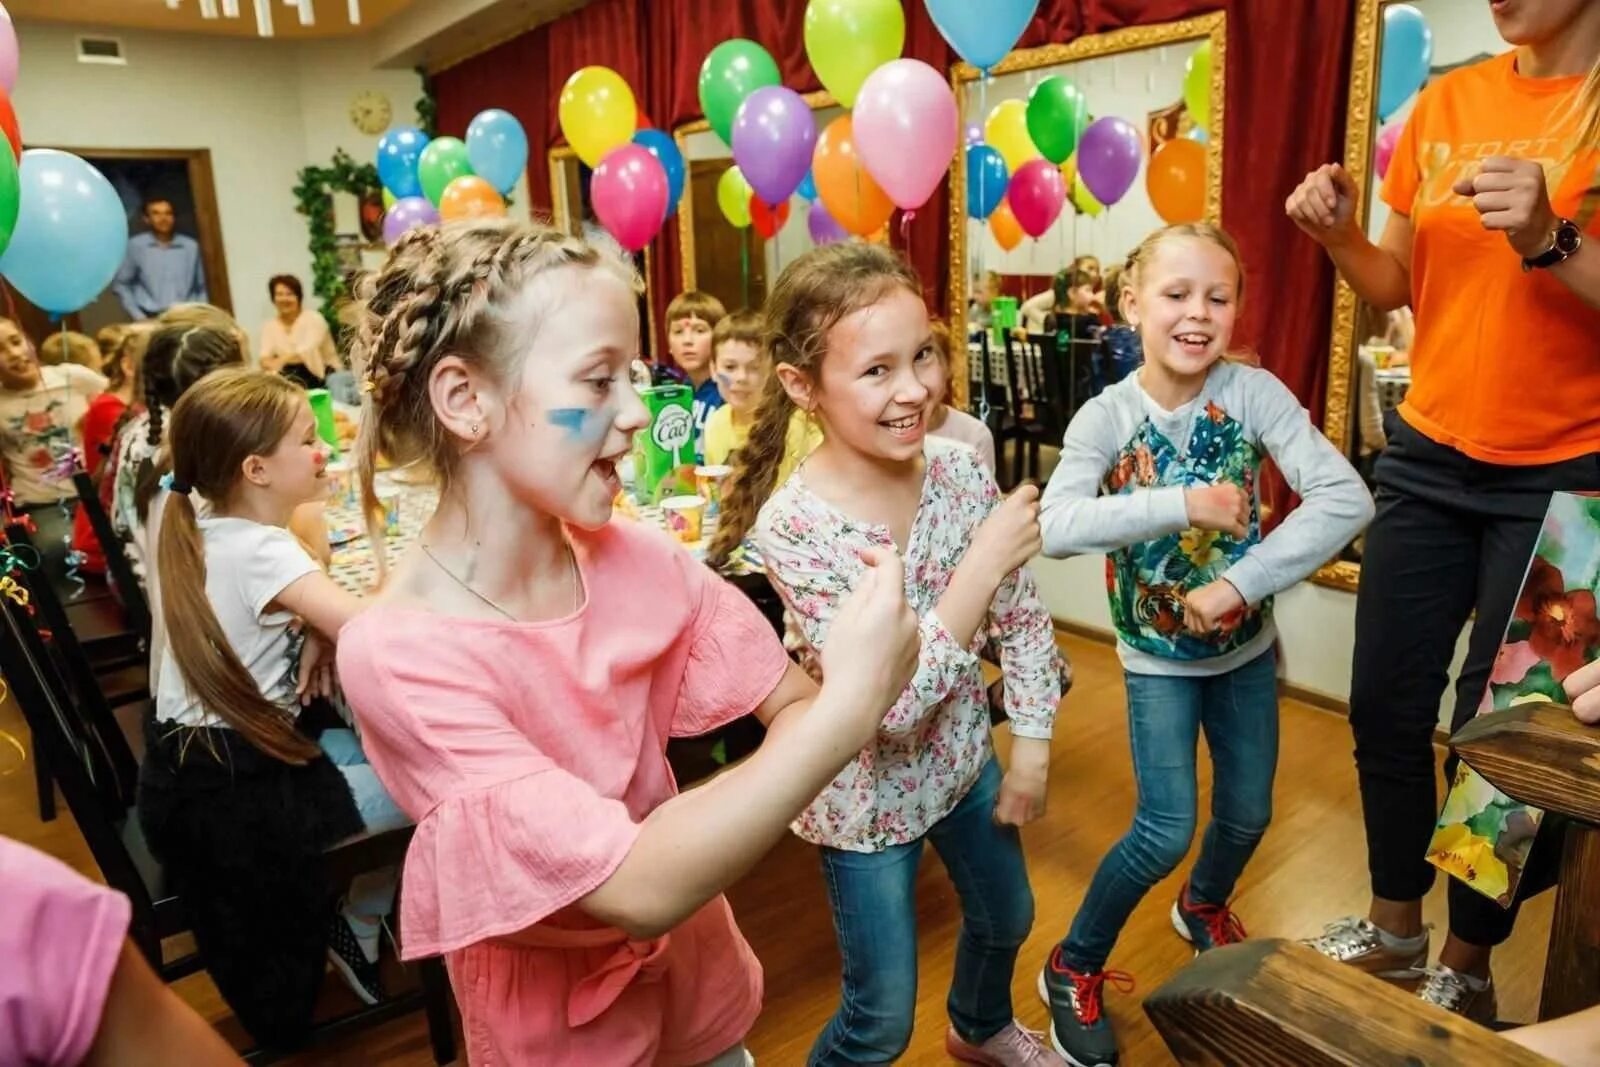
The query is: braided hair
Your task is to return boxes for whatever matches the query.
[133,324,246,523]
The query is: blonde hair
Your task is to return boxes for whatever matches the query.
[709,242,922,566]
[1578,60,1600,152]
[105,323,154,393]
[96,324,132,362]
[158,368,320,763]
[38,330,100,371]
[158,302,252,363]
[1120,222,1249,349]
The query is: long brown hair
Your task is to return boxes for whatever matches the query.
[708,242,923,566]
[134,324,247,523]
[157,368,319,763]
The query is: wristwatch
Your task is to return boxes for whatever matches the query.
[1522,218,1582,272]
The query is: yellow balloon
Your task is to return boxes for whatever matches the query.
[718,165,753,228]
[985,99,1039,173]
[1184,40,1212,132]
[1071,173,1103,217]
[559,66,636,168]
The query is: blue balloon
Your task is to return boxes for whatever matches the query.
[466,109,529,194]
[965,145,1009,220]
[0,150,128,315]
[631,128,686,219]
[797,170,817,202]
[1185,127,1209,144]
[926,0,1039,73]
[377,125,428,199]
[1378,4,1433,121]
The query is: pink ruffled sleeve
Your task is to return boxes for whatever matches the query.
[672,561,792,739]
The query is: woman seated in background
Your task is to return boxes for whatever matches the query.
[259,274,341,390]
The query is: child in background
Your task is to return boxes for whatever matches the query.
[1042,268,1101,336]
[713,242,1066,1066]
[969,269,1003,330]
[136,369,403,1044]
[1034,223,1372,1067]
[38,330,104,373]
[1099,264,1143,385]
[702,309,823,484]
[74,323,151,576]
[97,323,133,367]
[926,320,997,474]
[336,220,919,1065]
[661,289,726,461]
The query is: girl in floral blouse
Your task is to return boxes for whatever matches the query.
[711,243,1066,1066]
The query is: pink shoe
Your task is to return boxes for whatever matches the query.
[946,1020,1067,1065]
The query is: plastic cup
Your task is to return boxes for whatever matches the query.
[660,495,706,544]
[377,490,401,537]
[694,465,731,517]
[325,459,355,507]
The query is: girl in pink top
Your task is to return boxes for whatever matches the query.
[334,220,921,1066]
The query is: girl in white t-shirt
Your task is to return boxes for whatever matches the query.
[135,368,403,1046]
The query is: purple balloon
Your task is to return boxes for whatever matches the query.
[807,201,849,246]
[1076,117,1143,207]
[731,86,817,207]
[965,123,984,146]
[382,196,440,246]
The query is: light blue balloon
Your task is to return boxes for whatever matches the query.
[631,128,686,219]
[798,170,817,202]
[0,150,129,315]
[926,0,1039,73]
[1185,127,1209,144]
[1378,4,1433,121]
[377,125,428,199]
[466,109,529,194]
[965,145,1008,220]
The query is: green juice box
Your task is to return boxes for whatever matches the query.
[633,384,696,503]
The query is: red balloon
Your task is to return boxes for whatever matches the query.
[636,106,654,131]
[0,88,20,161]
[750,195,791,239]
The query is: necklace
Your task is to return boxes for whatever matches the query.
[419,540,581,621]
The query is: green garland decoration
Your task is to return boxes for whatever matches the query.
[292,149,380,342]
[415,65,438,138]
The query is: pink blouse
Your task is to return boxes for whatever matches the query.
[338,520,791,1066]
[756,439,1065,853]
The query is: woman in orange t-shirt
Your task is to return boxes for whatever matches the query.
[1286,0,1600,1021]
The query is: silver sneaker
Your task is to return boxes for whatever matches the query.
[1416,966,1497,1023]
[1302,916,1429,981]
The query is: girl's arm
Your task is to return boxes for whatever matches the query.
[272,568,365,640]
[289,501,332,569]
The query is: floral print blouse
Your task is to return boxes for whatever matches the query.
[755,439,1065,853]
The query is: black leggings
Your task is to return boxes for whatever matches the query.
[1349,417,1597,946]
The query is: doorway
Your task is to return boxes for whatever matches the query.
[687,158,767,314]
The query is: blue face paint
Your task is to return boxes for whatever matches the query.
[548,407,608,444]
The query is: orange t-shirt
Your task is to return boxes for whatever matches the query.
[1382,51,1600,466]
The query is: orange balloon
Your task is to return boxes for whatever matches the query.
[813,115,895,238]
[439,175,507,222]
[989,200,1023,252]
[1146,138,1207,224]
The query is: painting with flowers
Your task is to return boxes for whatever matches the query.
[1427,491,1600,904]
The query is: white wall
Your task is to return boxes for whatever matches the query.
[11,20,420,331]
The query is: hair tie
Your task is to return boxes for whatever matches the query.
[159,472,192,495]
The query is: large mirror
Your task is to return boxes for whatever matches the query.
[1316,0,1500,590]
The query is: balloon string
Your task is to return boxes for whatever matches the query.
[900,210,914,248]
[740,237,749,310]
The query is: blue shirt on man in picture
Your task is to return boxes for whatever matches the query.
[112,197,207,320]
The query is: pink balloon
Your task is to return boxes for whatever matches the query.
[0,5,16,93]
[1007,158,1066,238]
[591,144,669,252]
[1375,120,1402,180]
[853,59,958,213]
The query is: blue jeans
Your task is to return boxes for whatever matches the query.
[319,728,407,922]
[809,758,1033,1065]
[1061,648,1279,970]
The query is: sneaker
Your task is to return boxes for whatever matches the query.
[1302,916,1429,981]
[946,1020,1065,1065]
[1170,881,1248,954]
[1037,947,1134,1067]
[1416,966,1497,1023]
[327,915,384,1006]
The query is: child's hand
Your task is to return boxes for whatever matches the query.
[296,630,338,705]
[1185,483,1249,540]
[967,485,1043,585]
[1183,579,1246,636]
[995,736,1051,827]
[822,548,920,722]
[1566,659,1600,725]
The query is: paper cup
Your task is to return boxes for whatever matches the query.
[325,460,356,507]
[660,495,706,544]
[377,491,402,537]
[694,465,732,517]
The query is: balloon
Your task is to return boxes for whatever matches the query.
[0,88,17,162]
[632,128,686,218]
[750,195,792,239]
[798,170,818,202]
[926,0,1038,73]
[1185,126,1209,144]
[854,59,958,212]
[1007,159,1065,238]
[382,196,440,245]
[989,200,1023,252]
[812,115,896,237]
[803,0,905,108]
[438,176,506,222]
[0,146,15,257]
[1026,77,1087,164]
[419,136,473,206]
[717,166,754,228]
[1379,4,1433,121]
[965,123,984,147]
[1146,138,1207,224]
[382,188,396,209]
[376,125,428,199]
[1375,120,1402,180]
[966,145,1008,220]
[1183,40,1213,132]
[591,145,669,251]
[1077,117,1141,206]
[807,201,849,245]
[559,66,637,167]
[698,39,781,148]
[985,99,1039,173]
[465,108,529,194]
[636,106,653,131]
[1071,173,1103,217]
[732,85,817,206]
[0,4,16,93]
[0,150,125,313]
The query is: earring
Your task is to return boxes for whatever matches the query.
[470,422,480,437]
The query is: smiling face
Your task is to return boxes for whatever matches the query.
[0,319,39,391]
[272,282,301,318]
[1125,235,1241,384]
[250,400,328,507]
[713,339,766,415]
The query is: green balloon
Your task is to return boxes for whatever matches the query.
[698,38,781,148]
[0,149,17,258]
[1026,77,1089,165]
[419,136,473,206]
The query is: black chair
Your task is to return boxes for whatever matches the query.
[73,470,152,645]
[969,331,1024,489]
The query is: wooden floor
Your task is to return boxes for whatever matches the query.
[1,632,1553,1065]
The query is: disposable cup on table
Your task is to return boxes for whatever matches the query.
[694,465,731,518]
[660,495,706,544]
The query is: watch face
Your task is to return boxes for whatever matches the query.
[1556,223,1582,255]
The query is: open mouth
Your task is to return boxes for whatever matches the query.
[1173,332,1212,355]
[593,455,622,496]
[880,411,923,439]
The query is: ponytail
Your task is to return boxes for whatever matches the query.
[708,373,798,567]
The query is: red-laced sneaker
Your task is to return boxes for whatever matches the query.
[1037,947,1135,1066]
[1170,879,1248,954]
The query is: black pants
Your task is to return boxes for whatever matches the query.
[1350,417,1598,945]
